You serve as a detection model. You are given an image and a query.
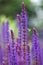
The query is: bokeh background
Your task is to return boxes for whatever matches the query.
[0,0,43,38]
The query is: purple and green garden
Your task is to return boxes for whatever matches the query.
[0,2,43,65]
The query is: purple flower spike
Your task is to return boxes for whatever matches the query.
[26,44,30,65]
[5,21,9,44]
[2,21,9,45]
[2,22,6,44]
[7,43,13,65]
[10,30,17,65]
[22,2,25,11]
[32,28,42,65]
[21,2,28,44]
[2,45,9,65]
[17,14,22,44]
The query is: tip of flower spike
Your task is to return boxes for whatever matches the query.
[10,30,15,44]
[17,14,21,21]
[33,28,37,35]
[22,2,25,10]
[6,21,9,25]
[11,30,13,35]
[10,30,14,38]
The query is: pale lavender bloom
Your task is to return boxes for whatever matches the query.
[2,22,6,44]
[2,21,9,45]
[5,21,9,44]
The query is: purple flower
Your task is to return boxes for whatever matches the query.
[21,2,28,44]
[2,21,9,45]
[17,14,22,44]
[32,28,42,65]
[10,30,17,65]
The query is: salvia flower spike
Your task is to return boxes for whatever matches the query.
[2,21,9,45]
[5,21,9,44]
[32,28,42,65]
[17,14,22,45]
[10,30,17,65]
[21,2,28,44]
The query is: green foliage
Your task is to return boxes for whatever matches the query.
[0,0,36,19]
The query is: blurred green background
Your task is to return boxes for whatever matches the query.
[0,0,43,38]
